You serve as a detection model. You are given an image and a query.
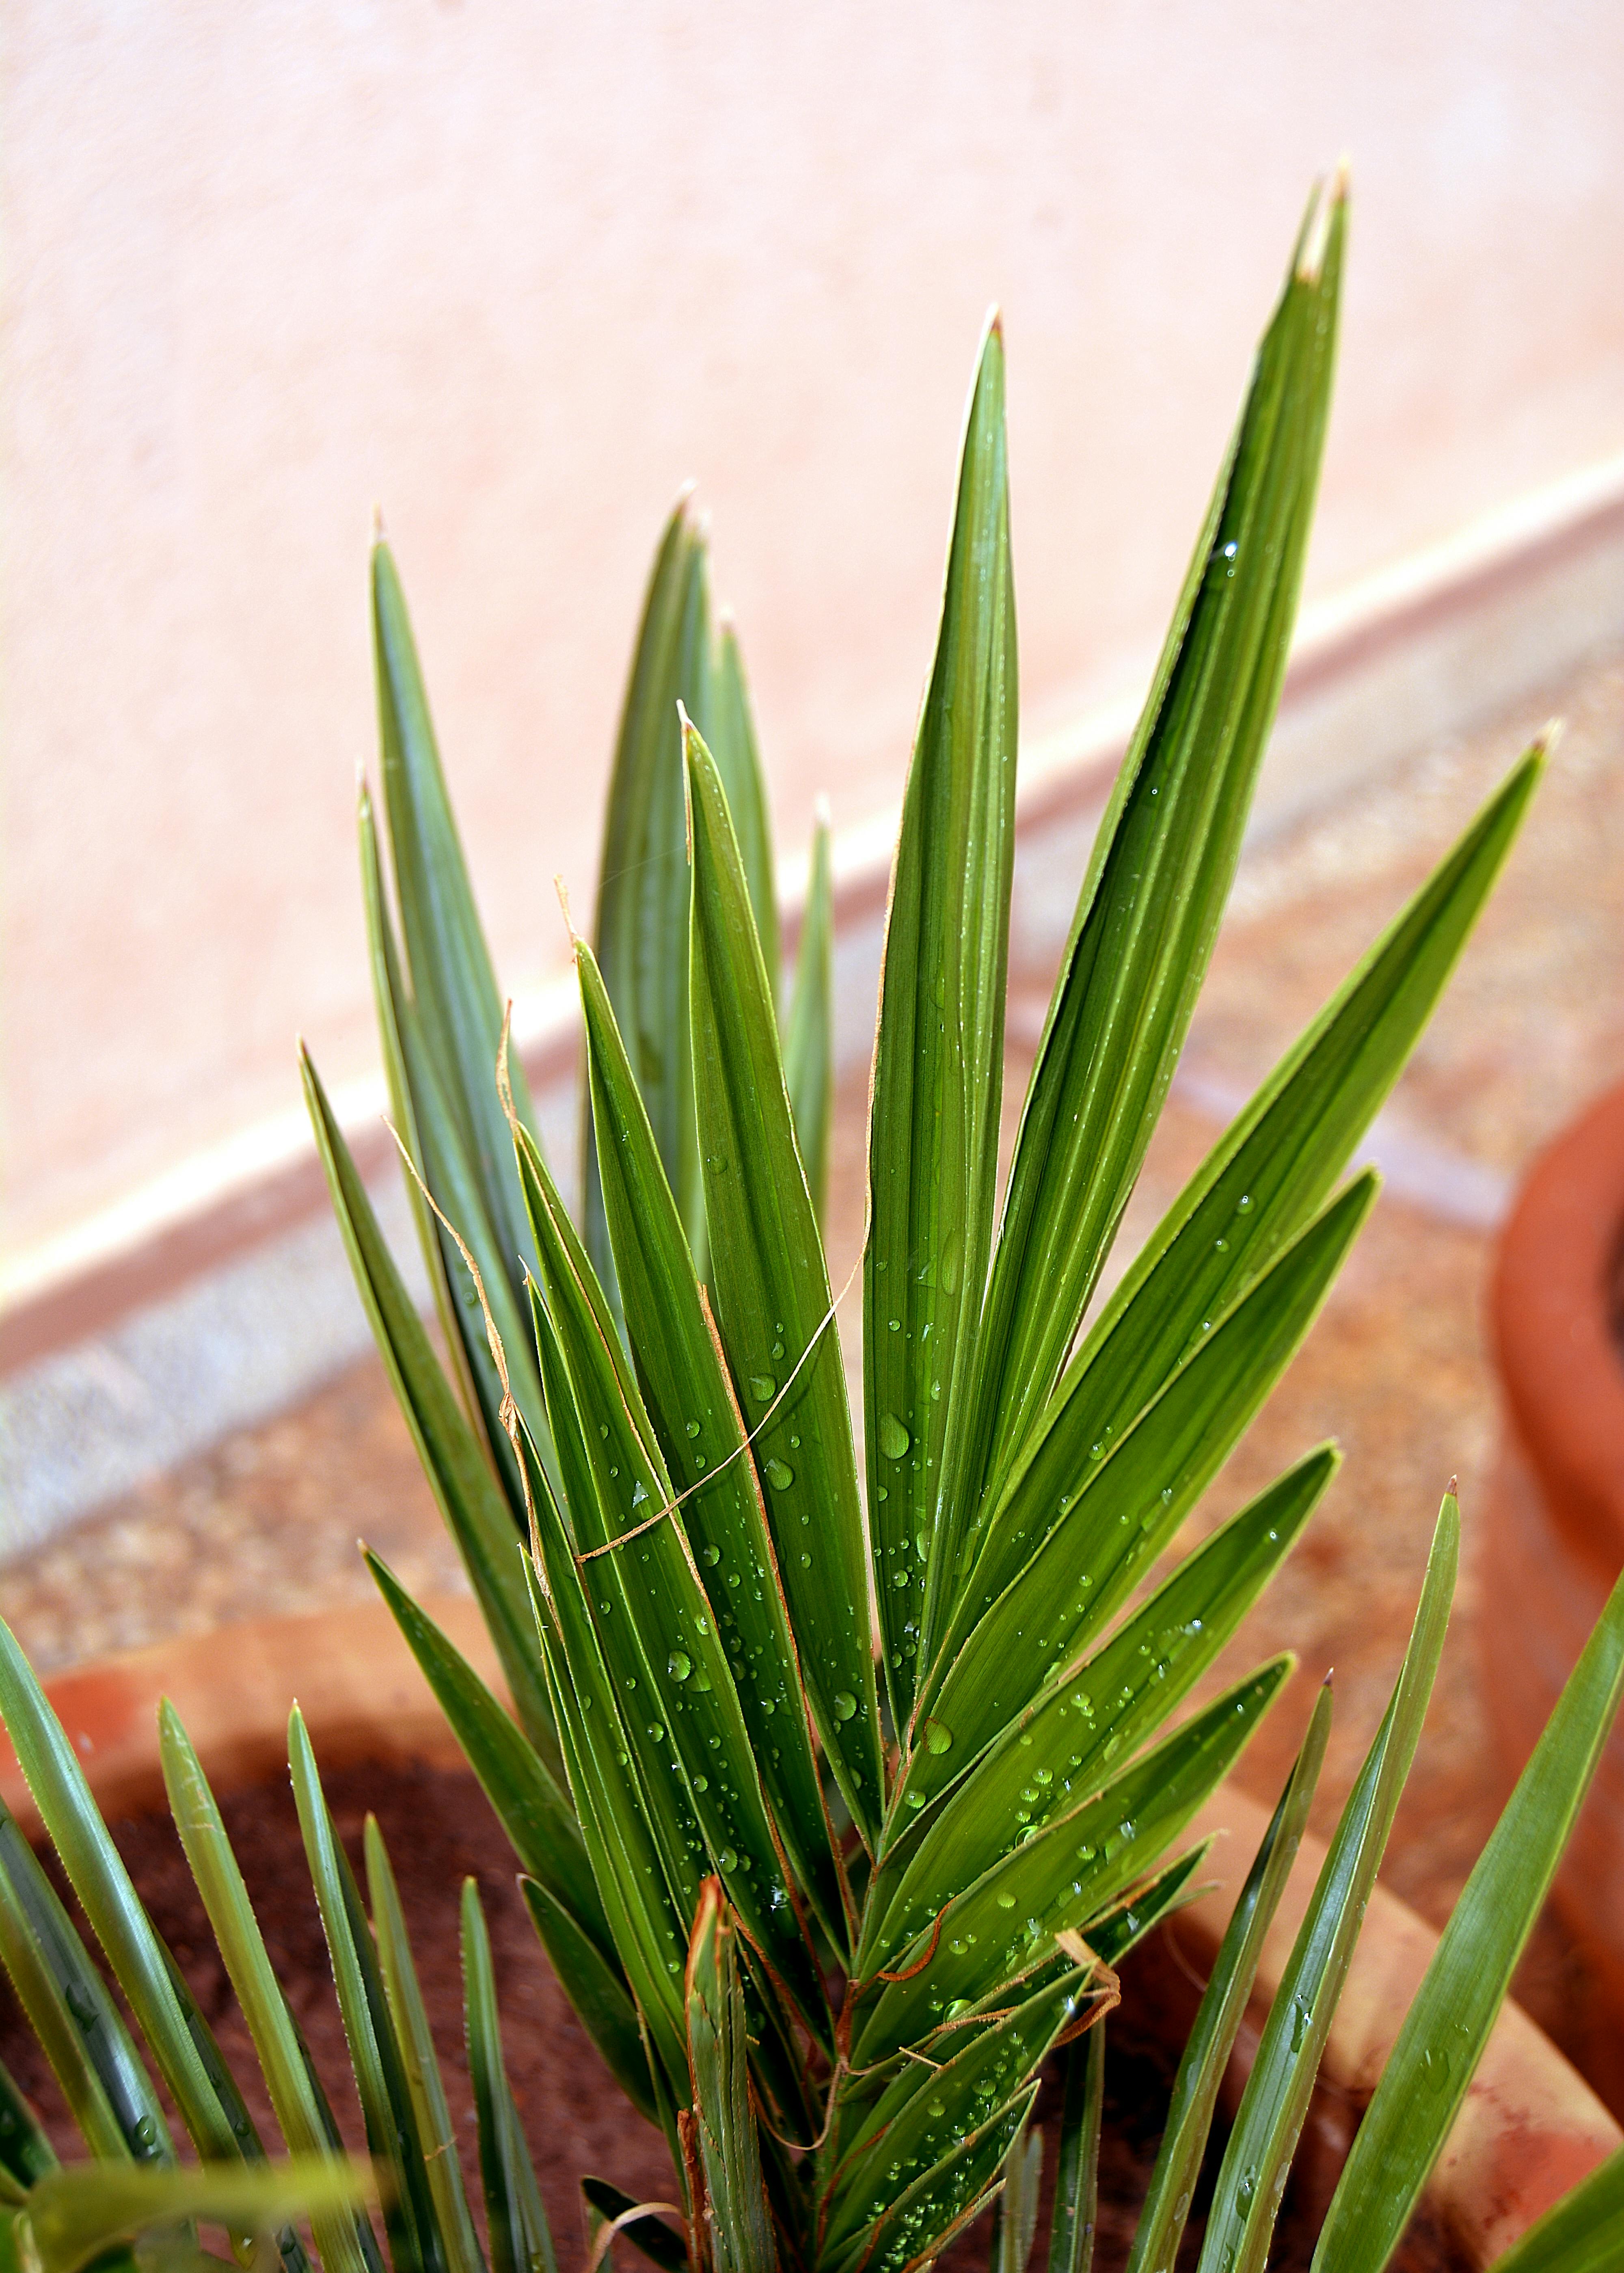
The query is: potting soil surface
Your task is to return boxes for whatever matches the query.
[0,1758,1467,2273]
[4,642,1623,2257]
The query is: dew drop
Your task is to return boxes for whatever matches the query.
[717,1847,738,1873]
[693,1774,708,1792]
[685,1418,701,1438]
[764,1457,795,1490]
[880,1412,911,1460]
[832,1690,857,1722]
[924,1721,953,1756]
[648,1723,665,1742]
[702,1543,721,1566]
[749,1374,776,1401]
[668,1650,693,1682]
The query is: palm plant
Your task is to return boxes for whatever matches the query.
[0,1619,552,2273]
[288,175,1624,2267]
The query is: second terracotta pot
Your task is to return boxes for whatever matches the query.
[1485,1078,1624,2073]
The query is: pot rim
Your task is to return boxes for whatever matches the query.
[3,1599,1618,2266]
[1491,1076,1624,1576]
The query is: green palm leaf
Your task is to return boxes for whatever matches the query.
[931,192,1344,1651]
[511,1118,825,2027]
[161,1707,380,2273]
[1314,1557,1624,2271]
[865,316,1017,1725]
[1058,744,1542,1489]
[854,1660,1289,2068]
[920,1176,1374,1760]
[302,1050,557,1768]
[462,1881,559,2273]
[0,2060,56,2195]
[684,1881,776,2273]
[1483,2151,1624,2273]
[1047,2025,1105,2273]
[781,811,835,1225]
[364,1552,606,1956]
[1196,1496,1458,2273]
[588,503,713,1286]
[1125,1682,1331,2273]
[288,1712,449,2273]
[365,1827,484,2273]
[685,720,883,1840]
[0,1623,262,2185]
[868,1450,1335,1962]
[576,935,841,1937]
[0,1802,167,2169]
[372,541,542,1310]
[824,1965,1088,2255]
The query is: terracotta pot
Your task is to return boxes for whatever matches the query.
[1485,1079,1624,2065]
[3,1602,1618,2263]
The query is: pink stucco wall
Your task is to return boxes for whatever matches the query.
[6,2,1624,1264]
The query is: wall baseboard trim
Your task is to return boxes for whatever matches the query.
[4,447,1622,1399]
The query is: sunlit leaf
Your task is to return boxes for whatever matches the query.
[933,192,1345,1648]
[866,317,1017,1725]
[16,2158,373,2273]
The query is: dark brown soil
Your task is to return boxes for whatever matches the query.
[0,1761,1465,2272]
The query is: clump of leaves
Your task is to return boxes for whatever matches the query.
[0,1617,552,2273]
[298,176,1620,2269]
